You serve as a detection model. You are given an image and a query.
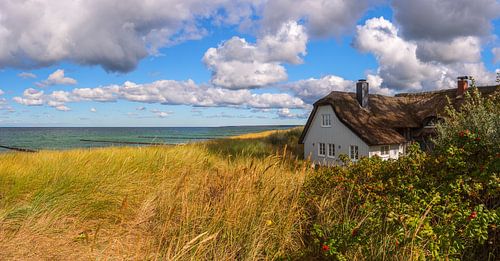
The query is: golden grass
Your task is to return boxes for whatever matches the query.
[0,140,311,260]
[229,127,302,140]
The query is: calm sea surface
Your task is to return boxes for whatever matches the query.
[0,126,296,152]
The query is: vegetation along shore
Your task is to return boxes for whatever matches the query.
[0,90,498,260]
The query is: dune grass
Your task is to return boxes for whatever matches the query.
[0,131,311,260]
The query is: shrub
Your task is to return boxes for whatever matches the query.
[300,89,500,260]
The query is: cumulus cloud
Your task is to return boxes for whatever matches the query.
[285,75,353,103]
[90,107,97,113]
[0,0,259,72]
[352,17,496,91]
[416,37,482,64]
[203,21,307,89]
[260,0,375,38]
[392,0,500,41]
[18,72,37,79]
[13,88,45,106]
[283,74,394,103]
[276,108,309,119]
[13,79,307,111]
[0,0,381,72]
[493,48,500,64]
[36,69,77,87]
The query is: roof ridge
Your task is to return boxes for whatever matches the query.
[395,85,499,97]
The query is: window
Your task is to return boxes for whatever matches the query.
[350,145,359,160]
[321,114,331,127]
[381,145,390,155]
[318,143,326,156]
[328,143,335,157]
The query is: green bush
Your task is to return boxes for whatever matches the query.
[300,89,500,260]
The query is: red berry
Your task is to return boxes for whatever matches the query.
[475,137,481,141]
[468,211,477,220]
[322,244,330,251]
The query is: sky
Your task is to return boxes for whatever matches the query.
[0,0,499,127]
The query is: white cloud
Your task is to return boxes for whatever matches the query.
[18,72,37,79]
[285,75,353,103]
[392,0,500,41]
[37,69,77,87]
[151,109,172,118]
[90,107,97,112]
[416,37,481,64]
[0,0,259,72]
[0,0,380,73]
[364,74,393,96]
[260,0,375,38]
[0,89,4,96]
[493,47,500,64]
[203,21,307,89]
[276,108,309,119]
[352,17,496,91]
[283,74,394,103]
[13,88,45,106]
[13,79,307,111]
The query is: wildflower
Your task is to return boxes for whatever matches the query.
[465,129,470,135]
[468,211,477,221]
[322,244,330,251]
[266,220,273,226]
[458,131,465,137]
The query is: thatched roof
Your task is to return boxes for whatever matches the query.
[299,85,499,146]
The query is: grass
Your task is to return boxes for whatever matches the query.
[0,129,311,260]
[3,126,491,260]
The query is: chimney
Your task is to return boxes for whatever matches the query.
[457,76,469,96]
[356,79,369,108]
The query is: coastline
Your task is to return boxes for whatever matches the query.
[0,125,299,153]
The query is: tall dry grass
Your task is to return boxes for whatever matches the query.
[0,141,311,260]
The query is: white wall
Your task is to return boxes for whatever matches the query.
[368,144,404,160]
[303,105,370,165]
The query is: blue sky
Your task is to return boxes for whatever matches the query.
[0,0,498,127]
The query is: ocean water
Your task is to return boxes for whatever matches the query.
[0,126,296,152]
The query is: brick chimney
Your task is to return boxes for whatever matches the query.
[457,76,469,96]
[356,79,369,108]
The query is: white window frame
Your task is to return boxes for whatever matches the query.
[328,143,335,158]
[318,143,326,157]
[350,145,359,160]
[321,114,331,127]
[381,145,390,156]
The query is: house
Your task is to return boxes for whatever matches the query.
[298,76,499,165]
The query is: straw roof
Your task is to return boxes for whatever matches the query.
[299,85,499,146]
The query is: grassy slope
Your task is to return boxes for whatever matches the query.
[0,129,310,260]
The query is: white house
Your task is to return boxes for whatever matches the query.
[299,77,498,165]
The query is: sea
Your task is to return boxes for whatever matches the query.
[0,126,297,152]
